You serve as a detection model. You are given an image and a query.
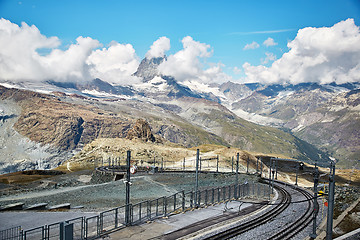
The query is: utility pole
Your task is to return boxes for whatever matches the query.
[310,164,319,239]
[326,162,336,240]
[235,153,239,198]
[246,156,249,174]
[295,163,299,185]
[125,150,131,226]
[195,149,200,207]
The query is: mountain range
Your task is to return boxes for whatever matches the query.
[0,56,359,173]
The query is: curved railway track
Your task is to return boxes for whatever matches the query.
[203,182,291,240]
[266,183,314,240]
[202,181,314,240]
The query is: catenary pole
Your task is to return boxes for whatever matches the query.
[326,162,336,240]
[125,150,131,226]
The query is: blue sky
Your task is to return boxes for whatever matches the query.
[0,0,360,84]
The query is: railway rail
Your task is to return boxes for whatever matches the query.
[198,180,315,240]
[202,182,291,240]
[267,183,314,240]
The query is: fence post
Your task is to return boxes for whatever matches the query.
[147,200,151,220]
[174,194,177,212]
[100,213,104,234]
[190,192,193,208]
[212,188,215,204]
[228,185,231,200]
[198,191,201,206]
[115,208,118,228]
[182,191,185,211]
[139,202,142,223]
[156,199,159,216]
[164,196,167,216]
[222,186,226,201]
[232,156,234,173]
[216,155,219,173]
[205,189,208,205]
[81,217,85,240]
[183,158,185,170]
[246,156,249,174]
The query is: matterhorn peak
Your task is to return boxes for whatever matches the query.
[133,56,167,82]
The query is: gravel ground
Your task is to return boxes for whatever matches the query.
[0,172,257,211]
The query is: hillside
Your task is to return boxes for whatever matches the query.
[223,82,360,167]
[0,85,330,173]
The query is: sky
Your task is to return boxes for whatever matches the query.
[0,0,360,86]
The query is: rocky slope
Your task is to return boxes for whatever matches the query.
[0,83,331,173]
[222,82,360,167]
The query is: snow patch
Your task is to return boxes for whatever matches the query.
[231,108,283,127]
[81,89,130,99]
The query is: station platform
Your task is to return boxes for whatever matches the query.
[107,200,265,239]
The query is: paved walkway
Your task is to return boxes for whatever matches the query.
[107,200,257,239]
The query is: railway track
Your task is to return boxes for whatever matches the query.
[201,181,314,240]
[203,182,292,240]
[266,183,314,240]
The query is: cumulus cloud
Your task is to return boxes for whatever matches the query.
[243,41,260,50]
[0,18,142,85]
[263,37,277,47]
[87,41,141,85]
[0,18,101,82]
[158,36,231,83]
[233,66,242,74]
[261,52,276,64]
[243,19,360,84]
[145,36,170,59]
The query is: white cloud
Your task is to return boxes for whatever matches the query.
[233,66,242,74]
[145,36,170,59]
[0,18,142,85]
[243,41,260,50]
[243,19,360,85]
[87,41,141,85]
[158,36,231,83]
[263,37,278,47]
[0,18,100,82]
[261,52,276,64]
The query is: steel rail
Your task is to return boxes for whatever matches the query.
[203,183,291,240]
[267,185,314,240]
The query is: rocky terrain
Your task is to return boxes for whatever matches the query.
[223,82,360,168]
[0,82,331,174]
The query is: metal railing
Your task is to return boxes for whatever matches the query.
[0,226,22,240]
[0,182,269,240]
